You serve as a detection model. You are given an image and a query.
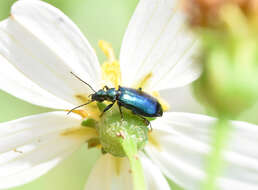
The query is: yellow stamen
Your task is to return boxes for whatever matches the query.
[152,91,170,112]
[135,72,153,89]
[148,133,162,151]
[61,127,97,139]
[98,40,116,62]
[65,109,89,119]
[101,60,121,89]
[74,94,101,120]
[99,40,121,89]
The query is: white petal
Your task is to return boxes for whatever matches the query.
[0,0,101,107]
[160,84,204,113]
[85,154,169,190]
[140,154,170,190]
[120,0,200,91]
[0,54,73,109]
[84,154,133,190]
[146,112,258,190]
[0,111,94,189]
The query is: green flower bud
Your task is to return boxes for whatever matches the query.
[97,108,149,157]
[195,28,258,117]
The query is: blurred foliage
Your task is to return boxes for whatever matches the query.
[194,4,258,119]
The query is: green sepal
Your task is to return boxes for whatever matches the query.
[81,118,97,128]
[97,102,106,112]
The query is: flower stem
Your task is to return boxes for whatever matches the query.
[202,118,232,190]
[122,139,146,190]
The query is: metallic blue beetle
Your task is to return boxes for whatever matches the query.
[68,72,163,125]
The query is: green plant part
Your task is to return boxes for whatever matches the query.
[98,108,149,157]
[194,5,258,117]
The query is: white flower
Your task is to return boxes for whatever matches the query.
[0,0,257,190]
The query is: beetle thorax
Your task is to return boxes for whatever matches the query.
[92,88,117,102]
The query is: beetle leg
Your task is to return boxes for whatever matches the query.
[141,117,152,131]
[132,112,152,131]
[140,116,152,131]
[117,102,124,120]
[103,85,109,91]
[100,102,115,117]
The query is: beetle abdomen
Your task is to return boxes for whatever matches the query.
[118,87,163,117]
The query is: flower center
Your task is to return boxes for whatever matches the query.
[67,40,169,157]
[97,107,149,157]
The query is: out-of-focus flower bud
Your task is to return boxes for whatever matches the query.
[184,0,258,27]
[189,3,258,116]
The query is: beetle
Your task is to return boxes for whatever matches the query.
[68,72,163,126]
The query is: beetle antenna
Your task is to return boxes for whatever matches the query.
[67,100,95,115]
[70,72,96,93]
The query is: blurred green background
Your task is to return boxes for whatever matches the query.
[0,0,183,190]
